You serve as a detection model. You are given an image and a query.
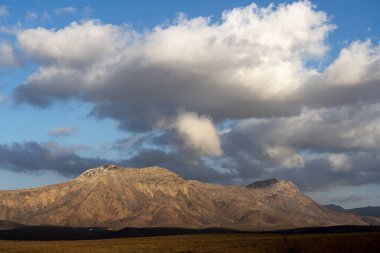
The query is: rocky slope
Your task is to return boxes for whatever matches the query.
[0,165,366,230]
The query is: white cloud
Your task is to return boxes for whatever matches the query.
[0,5,9,17]
[328,153,352,172]
[0,41,17,67]
[175,112,222,157]
[264,145,304,169]
[17,20,130,67]
[142,1,333,98]
[54,6,76,15]
[324,40,380,86]
[14,1,337,125]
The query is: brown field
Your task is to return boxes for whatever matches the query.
[0,233,379,253]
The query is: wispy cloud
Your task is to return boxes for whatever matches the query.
[0,5,9,17]
[0,41,17,67]
[49,127,76,137]
[83,6,93,18]
[25,11,38,22]
[53,6,76,15]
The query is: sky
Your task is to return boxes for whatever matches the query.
[0,0,379,209]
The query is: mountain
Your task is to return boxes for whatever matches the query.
[324,204,347,212]
[324,204,380,225]
[0,165,366,230]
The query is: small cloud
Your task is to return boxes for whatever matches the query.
[0,93,6,103]
[26,11,38,22]
[65,160,77,166]
[48,127,76,137]
[113,134,151,153]
[174,112,222,157]
[0,41,17,67]
[328,153,351,172]
[264,145,305,169]
[0,5,9,17]
[41,10,50,21]
[54,6,76,15]
[83,6,94,18]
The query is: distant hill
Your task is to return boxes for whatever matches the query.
[324,204,347,212]
[0,165,366,230]
[349,206,380,218]
[324,204,380,218]
[324,204,380,225]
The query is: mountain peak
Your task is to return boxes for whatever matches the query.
[247,178,279,188]
[247,178,300,194]
[77,165,182,182]
[78,164,121,179]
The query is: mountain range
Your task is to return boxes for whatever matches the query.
[0,165,368,231]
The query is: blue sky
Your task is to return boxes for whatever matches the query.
[0,0,380,208]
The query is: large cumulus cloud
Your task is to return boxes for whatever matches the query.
[220,103,380,189]
[6,1,380,190]
[14,1,334,123]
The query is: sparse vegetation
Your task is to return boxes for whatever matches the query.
[0,233,379,253]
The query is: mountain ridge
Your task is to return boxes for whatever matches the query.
[324,204,380,218]
[0,165,366,230]
[324,204,380,225]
